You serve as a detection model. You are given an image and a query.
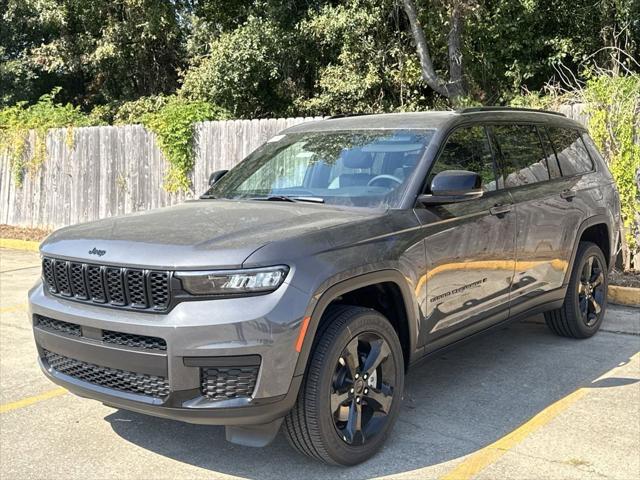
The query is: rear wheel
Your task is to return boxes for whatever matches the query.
[545,241,608,338]
[284,305,404,465]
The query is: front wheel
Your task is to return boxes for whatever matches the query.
[545,241,608,338]
[284,305,404,465]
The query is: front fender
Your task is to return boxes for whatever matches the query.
[292,269,421,377]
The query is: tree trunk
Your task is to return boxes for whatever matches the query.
[401,0,448,97]
[447,2,465,99]
[401,0,466,101]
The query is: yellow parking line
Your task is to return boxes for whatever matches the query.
[0,303,27,314]
[439,353,640,480]
[0,388,67,414]
[440,388,588,480]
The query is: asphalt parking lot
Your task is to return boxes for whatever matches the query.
[1,247,638,480]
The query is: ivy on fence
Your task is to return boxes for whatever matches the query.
[0,91,229,193]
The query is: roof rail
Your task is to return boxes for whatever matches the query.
[458,106,566,117]
[325,113,371,120]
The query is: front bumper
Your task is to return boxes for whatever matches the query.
[29,280,309,426]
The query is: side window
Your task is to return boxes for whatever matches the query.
[429,126,497,192]
[548,127,594,176]
[492,124,550,187]
[581,134,606,167]
[539,128,562,179]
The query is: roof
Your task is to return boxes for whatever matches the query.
[282,108,585,134]
[282,112,457,133]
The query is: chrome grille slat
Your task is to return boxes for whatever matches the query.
[42,257,171,312]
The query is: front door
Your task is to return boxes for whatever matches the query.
[414,125,517,347]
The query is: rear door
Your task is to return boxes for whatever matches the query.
[490,124,585,311]
[415,124,517,346]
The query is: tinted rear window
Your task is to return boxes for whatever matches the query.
[492,125,549,187]
[548,128,594,176]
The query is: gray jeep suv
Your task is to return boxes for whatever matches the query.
[29,108,621,465]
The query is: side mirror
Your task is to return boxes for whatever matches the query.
[418,170,483,205]
[209,170,228,186]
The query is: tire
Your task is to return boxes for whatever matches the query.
[545,241,608,339]
[284,305,405,465]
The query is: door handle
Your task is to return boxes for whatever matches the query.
[490,204,513,216]
[560,189,577,200]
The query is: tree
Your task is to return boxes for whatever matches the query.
[401,0,469,102]
[298,0,427,115]
[0,0,187,108]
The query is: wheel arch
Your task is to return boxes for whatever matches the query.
[564,215,613,285]
[293,270,420,377]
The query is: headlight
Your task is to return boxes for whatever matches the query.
[176,266,289,296]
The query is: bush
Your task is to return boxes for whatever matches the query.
[584,74,640,270]
[179,17,293,118]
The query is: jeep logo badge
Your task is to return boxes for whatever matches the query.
[88,247,106,257]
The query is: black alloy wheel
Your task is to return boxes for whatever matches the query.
[331,332,396,446]
[284,305,404,465]
[577,254,606,327]
[545,241,608,338]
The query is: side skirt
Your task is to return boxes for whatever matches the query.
[409,287,567,370]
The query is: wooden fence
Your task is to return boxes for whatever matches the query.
[0,107,589,229]
[0,117,321,228]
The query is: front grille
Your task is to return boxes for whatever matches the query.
[42,257,171,311]
[44,350,170,399]
[35,316,81,337]
[201,366,259,401]
[102,330,167,351]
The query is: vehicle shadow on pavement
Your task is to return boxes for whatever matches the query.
[106,318,639,479]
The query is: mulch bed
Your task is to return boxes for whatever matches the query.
[609,269,640,288]
[0,224,52,242]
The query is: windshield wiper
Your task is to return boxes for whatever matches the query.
[199,194,217,199]
[251,195,325,204]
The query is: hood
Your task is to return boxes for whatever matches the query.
[41,200,384,269]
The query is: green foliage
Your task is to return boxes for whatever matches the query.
[298,0,426,115]
[136,97,230,192]
[0,91,229,192]
[1,0,186,107]
[0,89,99,184]
[113,96,171,125]
[2,0,638,114]
[466,0,638,104]
[584,74,640,254]
[180,17,295,118]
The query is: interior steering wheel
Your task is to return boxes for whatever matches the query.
[367,175,403,188]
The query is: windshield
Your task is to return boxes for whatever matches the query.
[204,129,436,209]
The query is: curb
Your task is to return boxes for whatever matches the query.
[609,285,640,307]
[0,238,40,252]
